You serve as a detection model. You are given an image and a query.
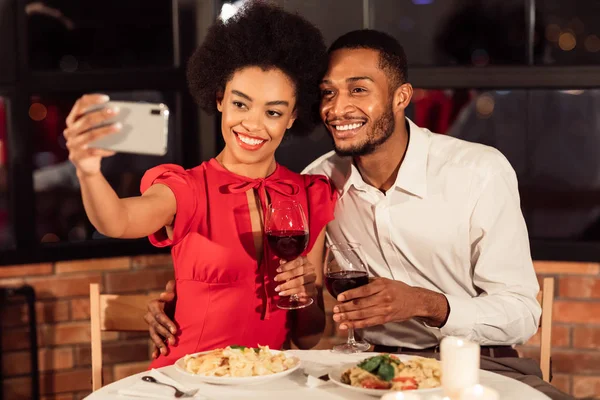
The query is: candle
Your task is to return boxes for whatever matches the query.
[380,391,422,400]
[459,384,500,400]
[440,336,480,399]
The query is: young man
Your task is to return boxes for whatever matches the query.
[146,30,572,400]
[309,30,540,351]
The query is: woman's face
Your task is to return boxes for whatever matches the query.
[217,66,297,166]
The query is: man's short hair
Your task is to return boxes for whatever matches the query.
[328,29,408,90]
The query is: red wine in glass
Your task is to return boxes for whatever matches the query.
[266,230,309,261]
[325,242,371,353]
[325,271,369,298]
[264,200,313,310]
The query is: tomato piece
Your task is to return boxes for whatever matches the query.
[392,376,418,390]
[361,378,391,389]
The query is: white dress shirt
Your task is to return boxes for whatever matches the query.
[303,118,541,348]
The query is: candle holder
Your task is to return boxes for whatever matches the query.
[440,336,480,399]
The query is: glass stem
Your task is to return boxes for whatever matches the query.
[289,294,300,302]
[347,327,357,345]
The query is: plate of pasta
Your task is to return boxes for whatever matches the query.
[328,354,442,396]
[174,345,300,385]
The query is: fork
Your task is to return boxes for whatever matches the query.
[141,375,199,398]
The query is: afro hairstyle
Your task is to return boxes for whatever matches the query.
[187,1,328,136]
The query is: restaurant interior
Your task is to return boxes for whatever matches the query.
[0,0,599,399]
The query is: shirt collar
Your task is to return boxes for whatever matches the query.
[338,117,430,199]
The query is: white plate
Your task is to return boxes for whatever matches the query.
[174,349,301,386]
[328,358,443,397]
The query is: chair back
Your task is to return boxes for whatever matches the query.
[90,283,151,391]
[537,277,555,383]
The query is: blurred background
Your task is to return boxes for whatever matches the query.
[0,0,600,399]
[2,0,600,265]
[1,0,600,263]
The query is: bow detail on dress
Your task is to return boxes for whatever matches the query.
[224,179,300,198]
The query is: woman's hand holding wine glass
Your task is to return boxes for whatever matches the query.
[273,256,318,298]
[265,200,314,310]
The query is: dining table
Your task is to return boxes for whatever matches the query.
[85,350,551,399]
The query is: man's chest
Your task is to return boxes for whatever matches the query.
[326,190,471,283]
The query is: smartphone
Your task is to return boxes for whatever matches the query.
[88,101,169,156]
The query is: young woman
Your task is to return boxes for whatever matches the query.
[63,2,335,368]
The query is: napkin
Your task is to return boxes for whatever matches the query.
[301,360,331,388]
[116,369,205,399]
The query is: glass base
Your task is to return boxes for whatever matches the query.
[332,340,370,353]
[277,296,313,310]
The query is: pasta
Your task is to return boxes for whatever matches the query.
[183,345,297,377]
[341,354,441,391]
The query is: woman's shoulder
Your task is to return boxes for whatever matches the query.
[140,162,211,193]
[146,161,211,178]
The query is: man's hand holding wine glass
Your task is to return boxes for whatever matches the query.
[332,277,450,330]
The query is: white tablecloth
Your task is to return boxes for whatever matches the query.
[85,350,551,400]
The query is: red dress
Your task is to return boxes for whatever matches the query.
[141,159,336,368]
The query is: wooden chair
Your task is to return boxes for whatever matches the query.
[537,277,555,383]
[89,283,153,391]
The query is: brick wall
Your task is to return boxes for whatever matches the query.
[516,262,600,399]
[0,255,173,400]
[0,257,598,399]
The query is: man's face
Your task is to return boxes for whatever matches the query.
[320,48,395,157]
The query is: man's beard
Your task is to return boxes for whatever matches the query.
[331,105,395,157]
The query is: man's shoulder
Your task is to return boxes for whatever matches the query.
[428,131,515,178]
[302,151,347,176]
[302,151,352,191]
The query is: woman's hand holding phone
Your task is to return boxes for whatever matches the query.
[64,94,121,177]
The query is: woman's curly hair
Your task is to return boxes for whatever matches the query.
[186,1,327,135]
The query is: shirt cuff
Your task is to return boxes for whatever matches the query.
[439,294,477,338]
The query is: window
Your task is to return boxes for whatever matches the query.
[216,0,600,261]
[282,0,364,45]
[538,0,600,65]
[26,0,175,71]
[0,0,197,265]
[0,96,12,250]
[2,0,600,264]
[370,0,529,66]
[408,88,600,242]
[30,91,179,244]
[0,0,16,83]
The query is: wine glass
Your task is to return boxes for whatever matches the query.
[325,242,371,353]
[265,200,313,310]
